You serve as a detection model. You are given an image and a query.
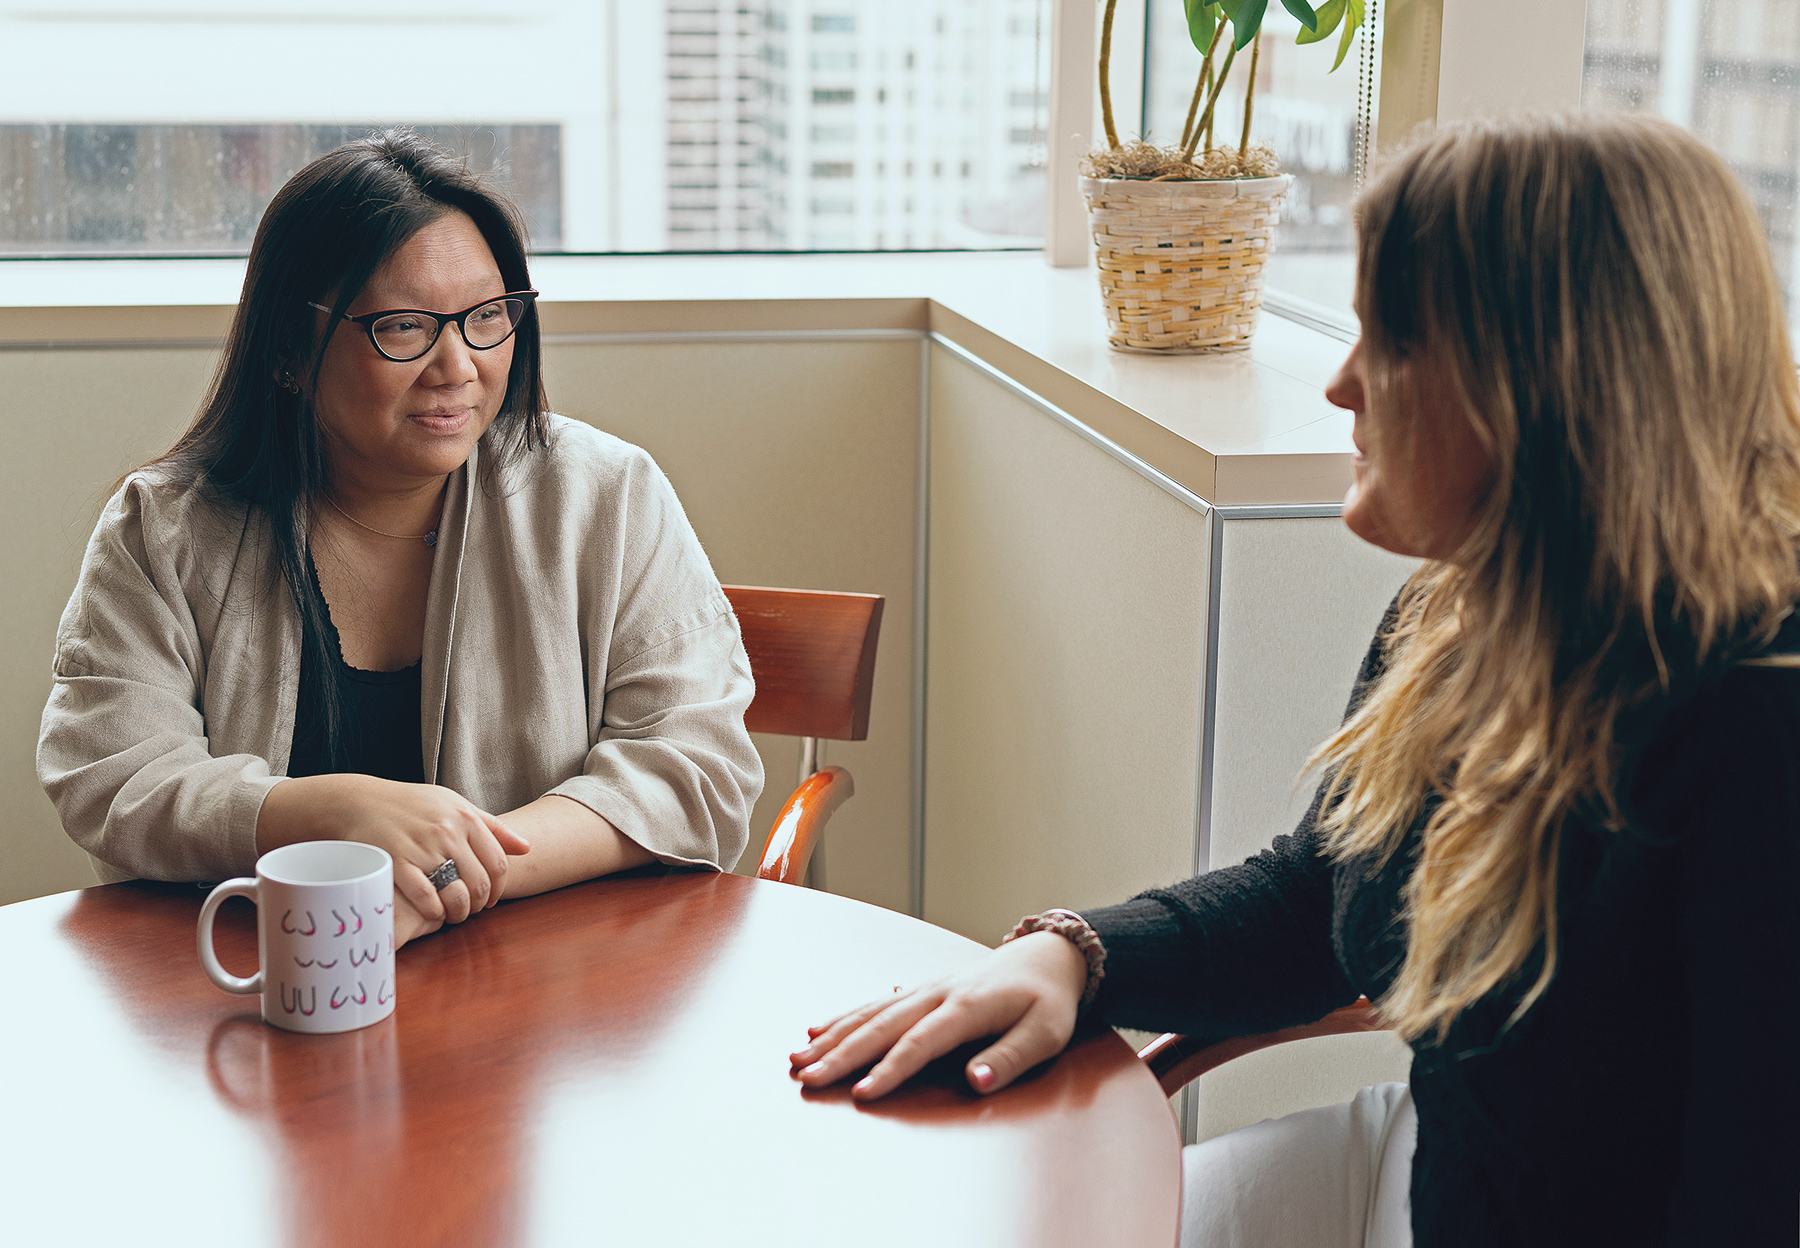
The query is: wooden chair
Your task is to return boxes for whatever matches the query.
[1137,999,1388,1097]
[722,585,884,888]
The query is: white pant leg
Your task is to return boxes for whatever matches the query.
[1179,1082,1417,1248]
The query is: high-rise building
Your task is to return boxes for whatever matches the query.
[663,0,1050,252]
[1585,0,1800,303]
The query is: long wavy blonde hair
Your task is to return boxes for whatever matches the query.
[1316,113,1800,1042]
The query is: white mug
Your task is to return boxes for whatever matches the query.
[198,841,397,1034]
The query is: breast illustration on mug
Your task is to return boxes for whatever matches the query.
[198,841,397,1034]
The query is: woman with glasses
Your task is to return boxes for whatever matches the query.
[37,131,763,946]
[793,113,1800,1245]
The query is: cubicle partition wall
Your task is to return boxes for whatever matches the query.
[542,331,922,914]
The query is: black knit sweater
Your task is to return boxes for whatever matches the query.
[1082,609,1800,1246]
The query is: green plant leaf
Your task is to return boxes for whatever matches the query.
[1296,0,1344,44]
[1183,0,1219,54]
[1229,0,1267,48]
[1217,0,1243,17]
[1280,0,1318,31]
[1332,0,1364,71]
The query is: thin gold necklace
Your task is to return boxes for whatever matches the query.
[326,495,440,547]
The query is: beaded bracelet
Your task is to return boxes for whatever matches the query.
[1003,907,1107,1013]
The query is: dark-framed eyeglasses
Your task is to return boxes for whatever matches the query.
[307,291,539,363]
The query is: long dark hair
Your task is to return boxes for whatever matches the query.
[153,128,550,771]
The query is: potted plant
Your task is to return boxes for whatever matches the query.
[1081,0,1366,353]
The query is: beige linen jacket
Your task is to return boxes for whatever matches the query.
[37,415,763,883]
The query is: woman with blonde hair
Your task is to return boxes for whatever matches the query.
[792,113,1800,1245]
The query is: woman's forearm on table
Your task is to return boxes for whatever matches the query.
[493,794,656,900]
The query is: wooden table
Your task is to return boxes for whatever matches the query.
[0,872,1179,1247]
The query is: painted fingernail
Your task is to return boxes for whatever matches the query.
[802,1062,826,1077]
[853,1077,875,1095]
[970,1063,995,1090]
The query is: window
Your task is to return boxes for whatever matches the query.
[1583,0,1800,346]
[812,161,855,178]
[4,0,1053,258]
[1,125,560,255]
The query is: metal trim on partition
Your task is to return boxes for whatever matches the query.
[1215,502,1345,520]
[911,336,932,919]
[542,328,923,345]
[926,333,1214,517]
[0,337,225,352]
[1262,290,1360,346]
[1195,508,1225,879]
[3,328,930,352]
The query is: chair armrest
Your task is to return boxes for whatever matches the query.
[755,765,855,886]
[1137,1000,1387,1098]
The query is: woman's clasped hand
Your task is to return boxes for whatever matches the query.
[792,930,1087,1098]
[255,773,531,944]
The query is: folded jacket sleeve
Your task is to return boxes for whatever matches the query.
[548,450,762,872]
[1081,597,1401,1039]
[35,480,281,882]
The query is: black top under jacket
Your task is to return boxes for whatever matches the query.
[287,558,426,786]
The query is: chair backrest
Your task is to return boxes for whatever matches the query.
[722,585,884,741]
[1138,1000,1386,1097]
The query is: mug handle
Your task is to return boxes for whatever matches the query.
[197,878,262,995]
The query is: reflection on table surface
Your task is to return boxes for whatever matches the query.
[0,871,1179,1248]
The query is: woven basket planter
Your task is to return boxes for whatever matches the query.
[1080,174,1293,354]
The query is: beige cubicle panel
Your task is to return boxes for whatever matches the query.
[542,333,921,913]
[1189,513,1418,1142]
[0,344,215,904]
[1205,515,1417,871]
[921,339,1211,946]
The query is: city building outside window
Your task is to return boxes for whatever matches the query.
[1583,0,1800,352]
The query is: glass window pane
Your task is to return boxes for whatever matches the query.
[1583,0,1800,349]
[0,1,1052,258]
[1142,0,1380,324]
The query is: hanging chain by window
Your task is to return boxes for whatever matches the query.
[1028,0,1048,168]
[1354,0,1379,189]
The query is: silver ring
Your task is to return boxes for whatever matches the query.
[427,859,460,891]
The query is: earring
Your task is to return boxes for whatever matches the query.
[276,371,301,395]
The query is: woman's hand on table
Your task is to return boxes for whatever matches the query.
[391,889,442,951]
[791,931,1089,1100]
[257,774,530,926]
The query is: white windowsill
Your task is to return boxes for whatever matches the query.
[0,250,1358,507]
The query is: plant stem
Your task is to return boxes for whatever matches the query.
[1098,0,1121,150]
[1205,70,1216,151]
[1179,22,1228,151]
[1238,31,1262,160]
[1182,39,1239,163]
